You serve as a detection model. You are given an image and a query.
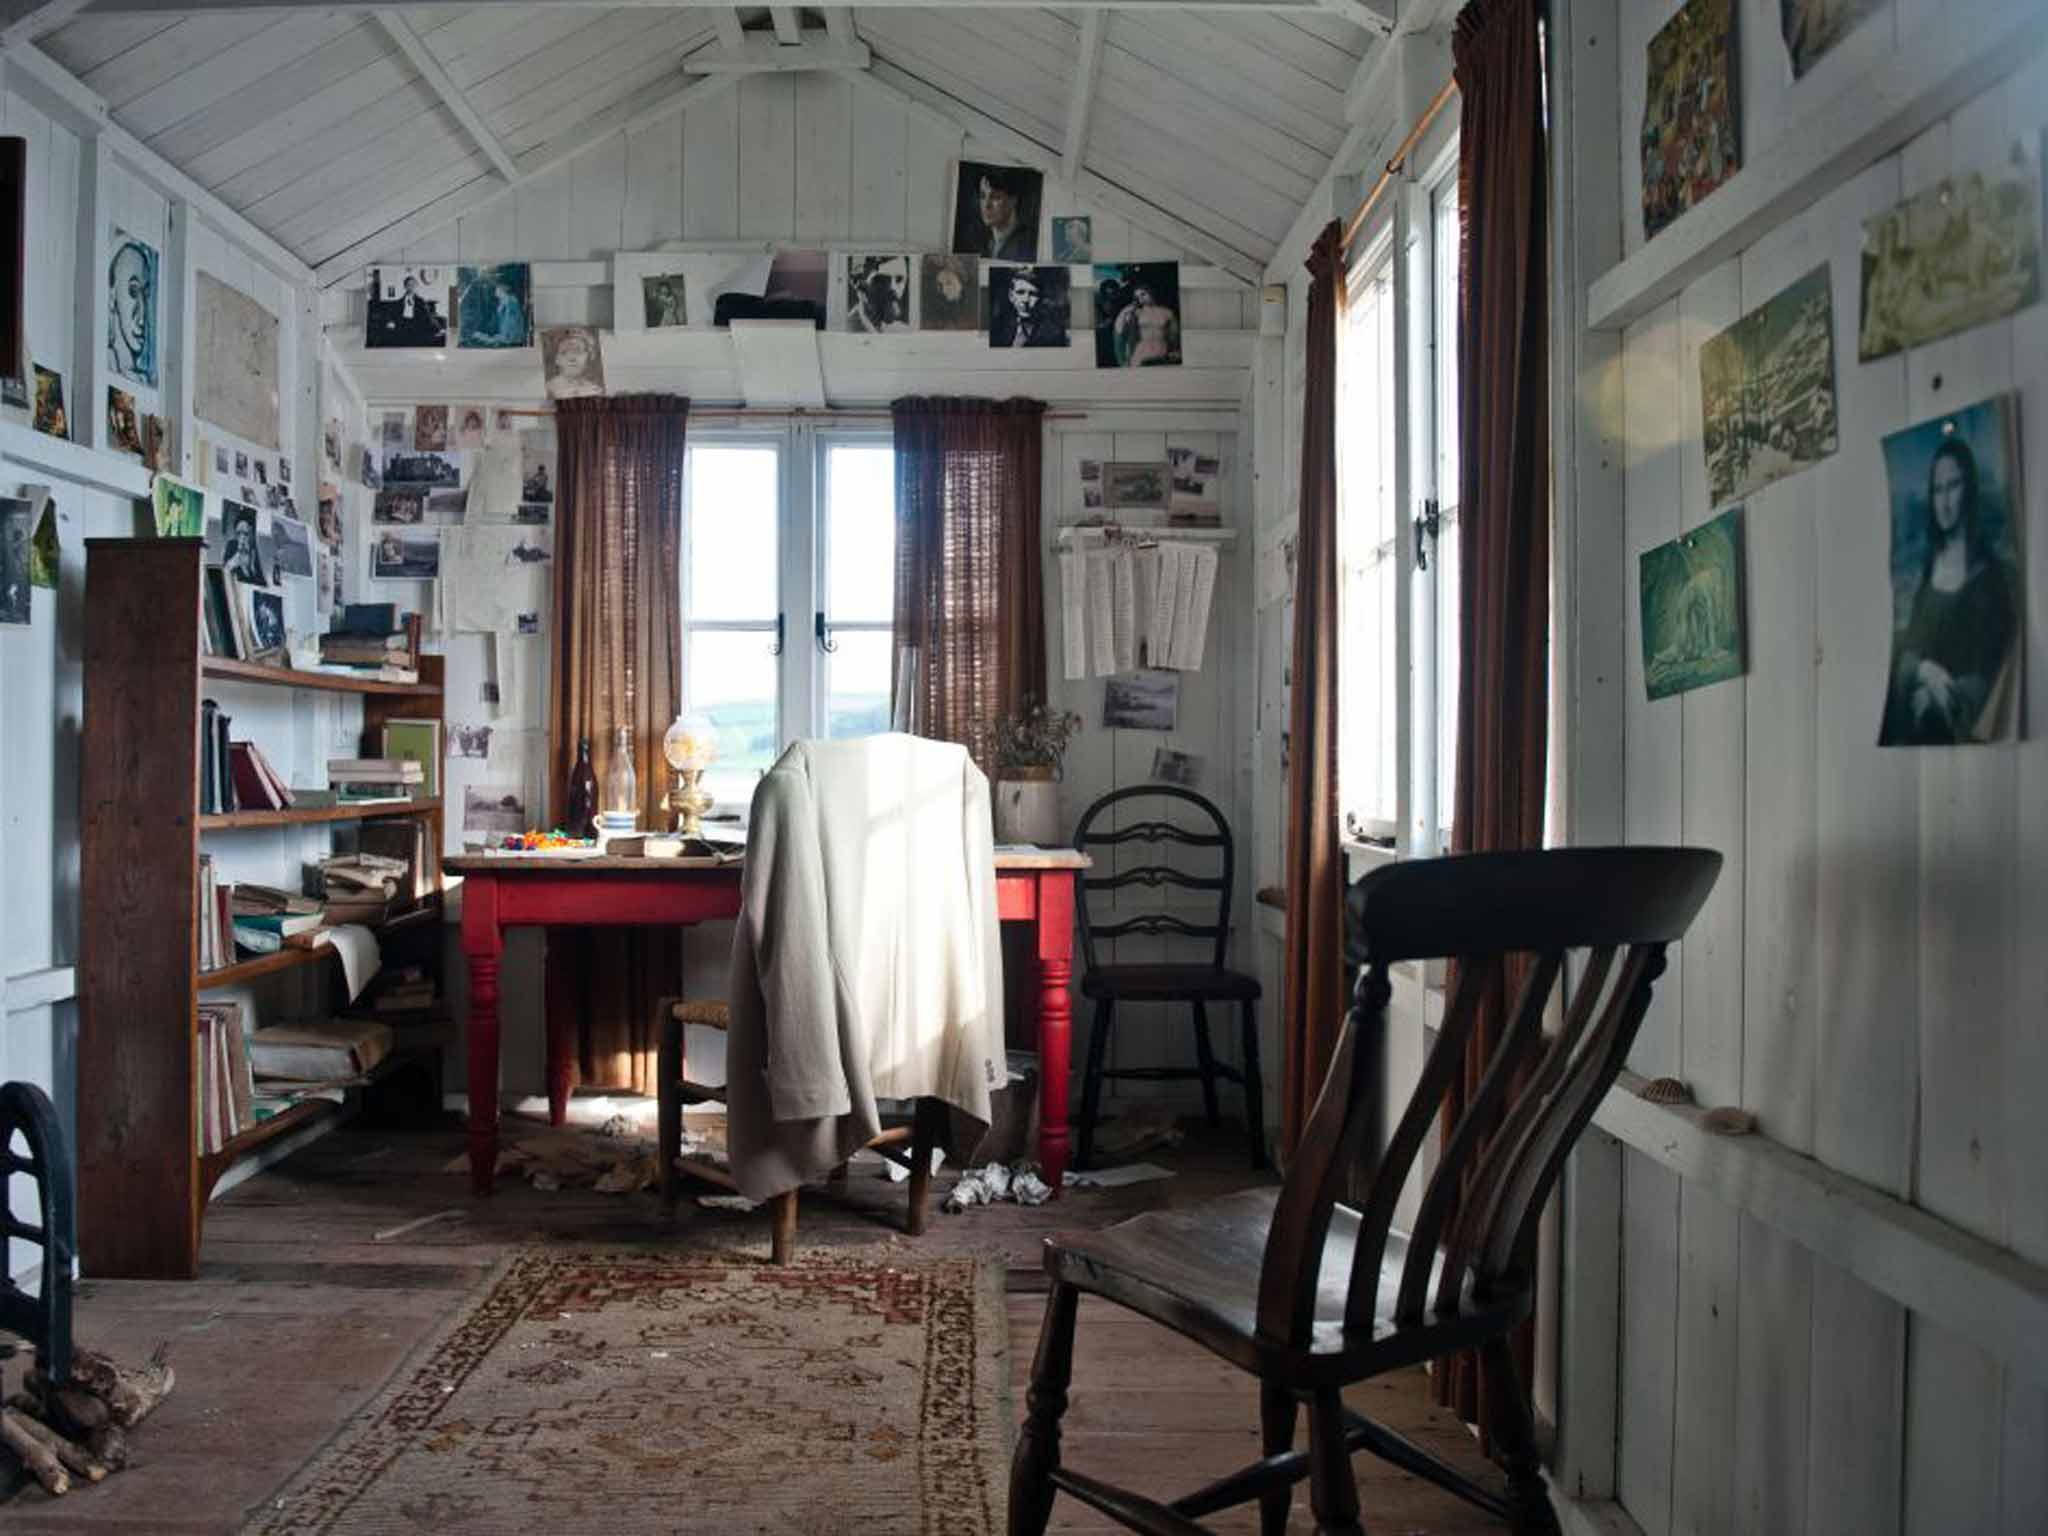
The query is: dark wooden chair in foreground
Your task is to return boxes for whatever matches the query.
[1011,846,1721,1535]
[1,1082,73,1384]
[655,999,943,1266]
[1071,785,1265,1170]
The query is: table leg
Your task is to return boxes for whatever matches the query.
[461,876,503,1196]
[543,929,578,1127]
[1036,955,1072,1190]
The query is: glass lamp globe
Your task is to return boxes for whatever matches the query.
[661,712,719,835]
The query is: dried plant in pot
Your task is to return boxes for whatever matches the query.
[991,697,1081,846]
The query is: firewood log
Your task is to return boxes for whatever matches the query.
[65,1346,174,1428]
[86,1423,129,1472]
[24,1370,110,1436]
[1,1406,108,1483]
[0,1409,70,1496]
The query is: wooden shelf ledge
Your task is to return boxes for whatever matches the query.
[197,898,442,992]
[201,798,440,831]
[200,657,439,697]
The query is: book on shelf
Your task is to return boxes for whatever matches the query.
[380,719,441,798]
[232,923,282,955]
[248,1017,395,1081]
[359,818,429,904]
[226,741,294,811]
[196,1002,255,1153]
[308,662,422,684]
[199,700,238,815]
[328,757,424,779]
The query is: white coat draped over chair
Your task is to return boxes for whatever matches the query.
[723,733,1006,1204]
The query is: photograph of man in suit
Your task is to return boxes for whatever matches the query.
[989,266,1069,349]
[953,161,1042,263]
[366,268,447,349]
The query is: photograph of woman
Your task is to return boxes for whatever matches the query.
[540,326,606,399]
[1878,397,2023,746]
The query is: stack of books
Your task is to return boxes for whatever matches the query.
[247,1017,395,1121]
[366,966,438,1021]
[230,885,326,955]
[327,756,424,804]
[196,1001,256,1153]
[311,852,410,925]
[317,604,422,683]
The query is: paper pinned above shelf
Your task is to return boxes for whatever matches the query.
[1060,536,1221,680]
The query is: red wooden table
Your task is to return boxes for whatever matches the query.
[446,849,1089,1197]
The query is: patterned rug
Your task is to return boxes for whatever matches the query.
[242,1245,1011,1535]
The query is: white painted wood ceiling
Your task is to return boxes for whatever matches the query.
[33,5,1375,279]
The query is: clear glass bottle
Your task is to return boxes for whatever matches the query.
[565,737,598,838]
[604,723,639,823]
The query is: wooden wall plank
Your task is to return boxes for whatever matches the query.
[791,71,852,244]
[1618,1150,1680,1536]
[1671,1183,1740,1535]
[1731,1216,1811,1535]
[566,129,627,261]
[736,73,797,243]
[621,112,685,252]
[847,80,908,244]
[1903,1319,2002,1535]
[681,85,740,240]
[1805,1259,1904,1536]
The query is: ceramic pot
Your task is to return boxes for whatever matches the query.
[993,767,1063,846]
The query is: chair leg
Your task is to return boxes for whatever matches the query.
[1009,1281,1080,1536]
[905,1097,943,1237]
[1260,1381,1299,1536]
[1192,1000,1222,1126]
[1241,998,1268,1169]
[1076,999,1113,1172]
[1307,1388,1364,1535]
[768,1190,798,1266]
[1482,1338,1558,1535]
[656,1001,682,1216]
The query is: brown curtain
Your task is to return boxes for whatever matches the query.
[1279,223,1347,1158]
[1439,0,1551,1426]
[545,394,688,1094]
[890,396,1047,773]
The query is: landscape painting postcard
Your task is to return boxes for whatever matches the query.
[1877,396,2023,745]
[1640,0,1740,241]
[1859,146,2041,362]
[1778,0,1881,77]
[1640,506,1745,700]
[1699,264,1839,506]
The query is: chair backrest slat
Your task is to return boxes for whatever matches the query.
[1073,787,1237,973]
[1392,950,1561,1327]
[1249,847,1718,1355]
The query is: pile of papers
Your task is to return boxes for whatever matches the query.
[1060,540,1218,679]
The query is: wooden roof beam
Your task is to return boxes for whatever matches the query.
[767,4,800,42]
[685,31,871,71]
[0,0,96,48]
[1061,11,1104,184]
[374,10,521,183]
[1323,0,1395,38]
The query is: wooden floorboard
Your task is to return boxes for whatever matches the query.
[3,1116,1508,1532]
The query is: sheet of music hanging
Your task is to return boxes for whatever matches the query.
[1168,546,1219,671]
[1060,548,1087,681]
[1087,550,1117,677]
[1111,548,1137,674]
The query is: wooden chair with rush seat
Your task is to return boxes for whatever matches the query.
[655,998,944,1266]
[1070,785,1266,1171]
[1009,846,1721,1536]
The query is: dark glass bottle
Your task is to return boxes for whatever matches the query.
[565,737,598,839]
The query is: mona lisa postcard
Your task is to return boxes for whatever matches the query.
[1878,396,2022,745]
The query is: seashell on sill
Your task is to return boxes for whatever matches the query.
[1702,1106,1758,1136]
[1637,1076,1692,1105]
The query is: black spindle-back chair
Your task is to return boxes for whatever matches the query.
[1072,785,1266,1169]
[1,1081,74,1386]
[1011,845,1721,1536]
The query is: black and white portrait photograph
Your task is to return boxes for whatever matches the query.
[521,437,555,504]
[222,501,270,586]
[380,410,408,447]
[953,162,1042,261]
[1095,262,1182,367]
[451,722,494,759]
[454,406,487,452]
[365,266,448,349]
[1102,670,1180,731]
[361,446,382,489]
[242,583,285,657]
[215,445,230,476]
[414,404,448,452]
[234,449,250,479]
[270,514,313,579]
[919,254,979,332]
[989,265,1070,349]
[642,271,687,329]
[1051,216,1093,264]
[375,489,425,525]
[1150,746,1204,787]
[844,254,911,333]
[375,527,441,580]
[515,611,541,636]
[254,460,268,488]
[540,326,606,399]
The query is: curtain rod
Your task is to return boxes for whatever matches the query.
[490,405,1093,421]
[1341,77,1458,251]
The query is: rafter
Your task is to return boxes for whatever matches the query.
[0,0,95,49]
[767,4,801,43]
[714,7,745,48]
[1061,11,1104,184]
[1322,0,1395,38]
[821,6,856,45]
[685,31,871,71]
[374,10,520,182]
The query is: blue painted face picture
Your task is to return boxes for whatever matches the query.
[1878,396,2024,746]
[456,263,532,349]
[106,230,160,388]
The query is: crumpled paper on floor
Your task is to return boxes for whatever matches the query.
[943,1159,1054,1212]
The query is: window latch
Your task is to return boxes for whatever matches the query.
[814,611,837,654]
[768,612,785,655]
[1413,500,1442,571]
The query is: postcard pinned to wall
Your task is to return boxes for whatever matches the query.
[152,474,205,538]
[463,785,527,836]
[456,263,531,349]
[1051,216,1092,264]
[195,272,280,449]
[1102,669,1180,732]
[1166,446,1222,525]
[1104,461,1169,510]
[1093,262,1182,368]
[842,253,912,334]
[1699,263,1838,506]
[366,266,448,348]
[0,496,31,624]
[1877,396,2023,746]
[106,228,160,389]
[1778,0,1881,77]
[919,254,978,332]
[374,526,441,581]
[540,326,606,399]
[1640,0,1739,241]
[1639,506,1745,700]
[1858,144,2041,362]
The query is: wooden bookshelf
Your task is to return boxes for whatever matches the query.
[78,537,447,1280]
